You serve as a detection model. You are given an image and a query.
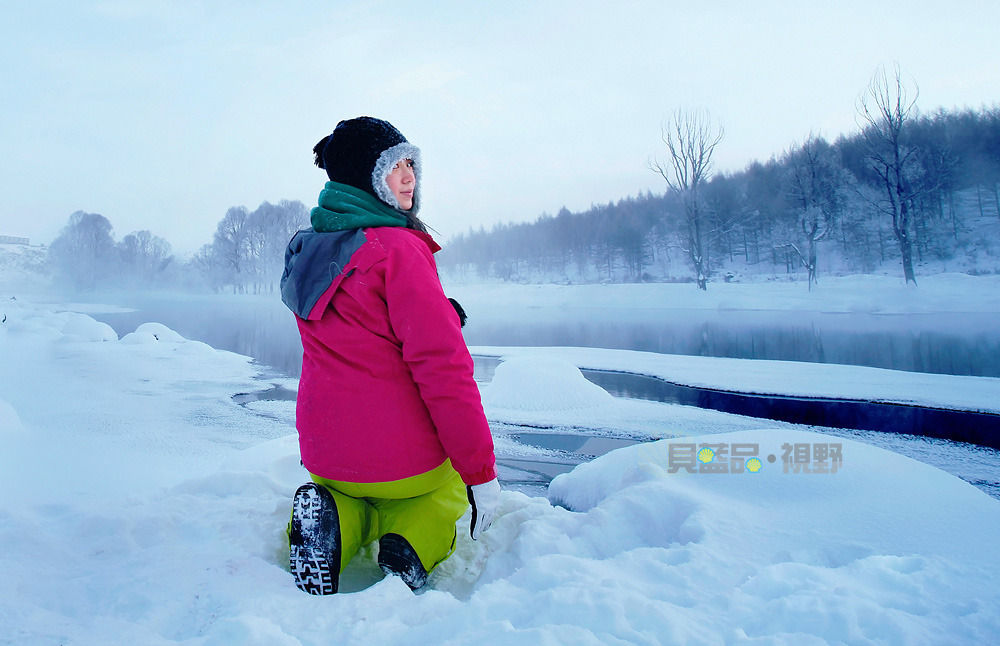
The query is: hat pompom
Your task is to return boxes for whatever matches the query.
[313,136,330,169]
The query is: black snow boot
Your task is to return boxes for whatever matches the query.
[289,482,341,595]
[378,533,429,590]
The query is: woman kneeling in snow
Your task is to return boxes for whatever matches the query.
[280,117,501,594]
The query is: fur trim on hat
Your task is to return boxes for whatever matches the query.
[372,142,421,212]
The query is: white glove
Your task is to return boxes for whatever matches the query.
[467,478,501,540]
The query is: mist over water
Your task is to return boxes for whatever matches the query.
[87,291,1000,379]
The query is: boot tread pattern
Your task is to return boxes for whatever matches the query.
[290,484,337,595]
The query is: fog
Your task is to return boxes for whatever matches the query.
[77,285,1000,380]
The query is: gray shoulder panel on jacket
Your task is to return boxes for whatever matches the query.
[280,228,367,318]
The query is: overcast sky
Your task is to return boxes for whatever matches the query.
[3,1,998,255]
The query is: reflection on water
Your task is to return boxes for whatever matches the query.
[463,310,1000,378]
[92,294,1000,379]
[95,293,304,374]
[511,432,639,456]
[498,432,640,492]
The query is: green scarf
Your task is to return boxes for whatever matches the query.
[310,181,408,232]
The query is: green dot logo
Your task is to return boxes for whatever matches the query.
[746,458,763,473]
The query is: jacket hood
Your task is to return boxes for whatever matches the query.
[280,228,367,319]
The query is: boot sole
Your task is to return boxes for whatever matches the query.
[289,483,340,595]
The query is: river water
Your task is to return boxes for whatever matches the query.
[89,291,1000,378]
[88,291,1000,498]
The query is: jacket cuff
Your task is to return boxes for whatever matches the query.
[460,464,498,487]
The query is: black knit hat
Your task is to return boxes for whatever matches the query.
[313,117,421,213]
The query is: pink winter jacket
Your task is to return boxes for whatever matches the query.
[287,226,497,486]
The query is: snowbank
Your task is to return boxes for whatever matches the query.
[547,429,1000,642]
[0,297,280,500]
[472,345,1000,415]
[2,298,999,644]
[481,355,615,411]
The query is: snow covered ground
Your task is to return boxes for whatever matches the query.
[2,294,1000,644]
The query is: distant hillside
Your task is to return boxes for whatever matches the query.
[0,244,51,291]
[438,105,1000,286]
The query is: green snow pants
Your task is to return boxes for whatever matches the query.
[303,459,469,575]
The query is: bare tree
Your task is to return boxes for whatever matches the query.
[188,244,226,293]
[119,230,173,286]
[779,135,847,289]
[213,206,250,292]
[651,108,725,290]
[198,201,309,293]
[857,63,921,285]
[48,211,116,291]
[248,200,309,293]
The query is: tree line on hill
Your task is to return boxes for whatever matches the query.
[438,66,1000,288]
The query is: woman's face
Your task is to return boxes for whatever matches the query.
[386,159,415,210]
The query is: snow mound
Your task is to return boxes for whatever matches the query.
[120,331,159,344]
[481,355,614,411]
[220,434,307,486]
[1,307,60,338]
[59,312,118,342]
[0,398,23,433]
[541,429,1000,643]
[173,339,217,355]
[121,323,186,345]
[549,428,1000,565]
[135,322,186,343]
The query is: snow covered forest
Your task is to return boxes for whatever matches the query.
[439,102,1000,286]
[13,99,1000,294]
